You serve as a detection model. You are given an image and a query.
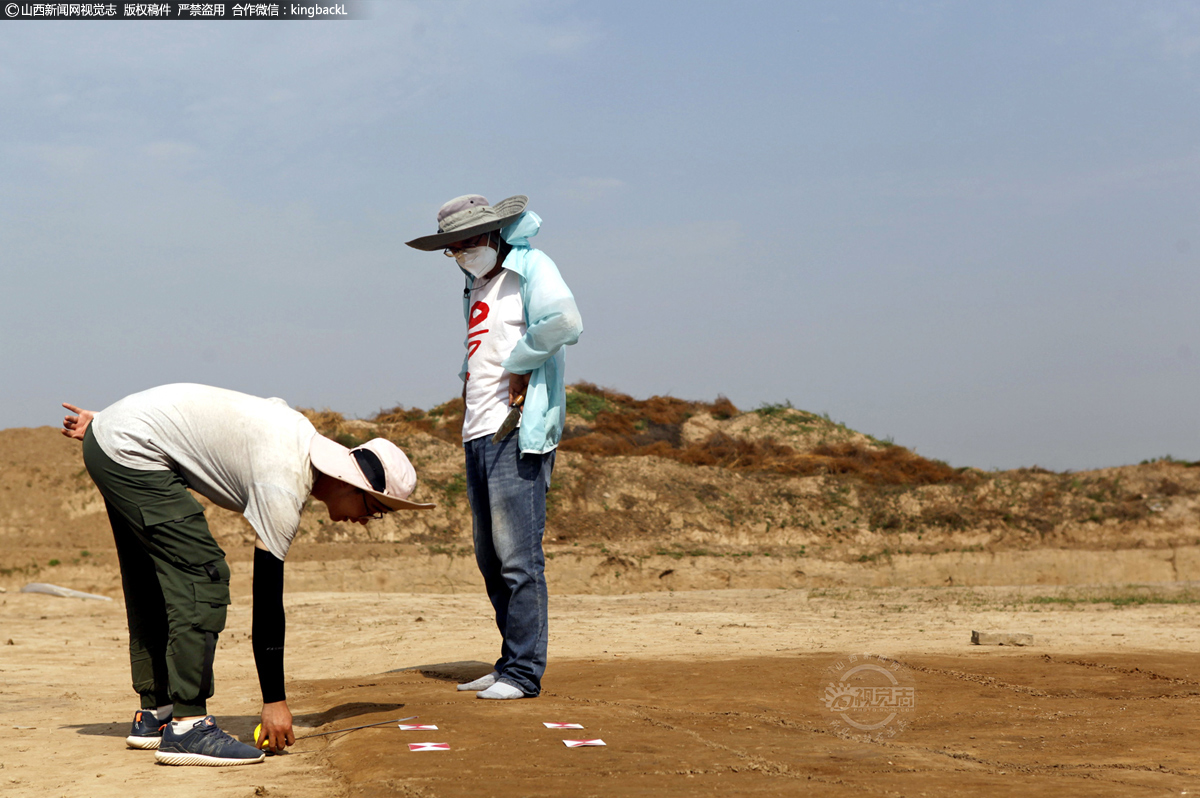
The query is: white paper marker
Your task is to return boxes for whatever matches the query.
[409,742,450,751]
[399,724,439,731]
[543,722,584,729]
[563,739,606,747]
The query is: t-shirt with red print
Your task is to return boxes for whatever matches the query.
[462,269,527,442]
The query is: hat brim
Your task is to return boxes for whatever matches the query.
[309,435,436,511]
[368,490,436,512]
[405,195,528,251]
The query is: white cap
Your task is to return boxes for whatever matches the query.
[309,435,435,511]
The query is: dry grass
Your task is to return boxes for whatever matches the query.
[369,398,464,445]
[297,408,367,448]
[305,385,965,488]
[563,432,966,486]
[567,381,737,422]
[559,384,966,487]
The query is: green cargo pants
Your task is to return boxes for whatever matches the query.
[82,427,231,717]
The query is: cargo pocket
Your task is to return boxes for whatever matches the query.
[139,493,205,527]
[137,492,225,567]
[192,580,230,633]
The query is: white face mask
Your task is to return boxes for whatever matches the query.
[455,244,497,278]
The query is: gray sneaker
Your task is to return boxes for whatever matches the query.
[155,716,265,767]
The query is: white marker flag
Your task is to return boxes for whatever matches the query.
[409,742,450,751]
[563,739,606,747]
[543,722,584,729]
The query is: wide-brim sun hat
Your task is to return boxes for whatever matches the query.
[405,194,528,251]
[309,435,435,511]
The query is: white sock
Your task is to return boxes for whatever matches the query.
[154,705,174,721]
[170,719,199,734]
[477,682,524,700]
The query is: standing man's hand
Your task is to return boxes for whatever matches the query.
[507,372,530,406]
[61,403,94,441]
[260,700,295,752]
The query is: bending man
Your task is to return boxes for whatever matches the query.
[61,383,433,765]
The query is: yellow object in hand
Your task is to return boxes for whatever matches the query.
[253,723,268,749]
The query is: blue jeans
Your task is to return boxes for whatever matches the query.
[464,433,555,696]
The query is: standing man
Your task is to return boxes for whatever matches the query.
[61,383,433,765]
[407,195,582,699]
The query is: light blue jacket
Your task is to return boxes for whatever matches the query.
[459,211,583,455]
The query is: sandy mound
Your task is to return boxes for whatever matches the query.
[3,385,1198,596]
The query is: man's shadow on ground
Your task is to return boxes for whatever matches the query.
[386,659,492,682]
[66,660,492,741]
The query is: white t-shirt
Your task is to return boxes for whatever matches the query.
[463,269,527,442]
[91,383,317,561]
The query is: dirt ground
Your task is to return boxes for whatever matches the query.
[3,586,1200,797]
[3,421,1199,795]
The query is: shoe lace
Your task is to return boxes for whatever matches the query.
[195,721,235,743]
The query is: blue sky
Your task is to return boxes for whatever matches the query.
[1,1,1198,470]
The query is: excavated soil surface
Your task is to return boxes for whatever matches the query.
[3,588,1200,797]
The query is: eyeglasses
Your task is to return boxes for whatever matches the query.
[359,491,388,521]
[443,233,491,257]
